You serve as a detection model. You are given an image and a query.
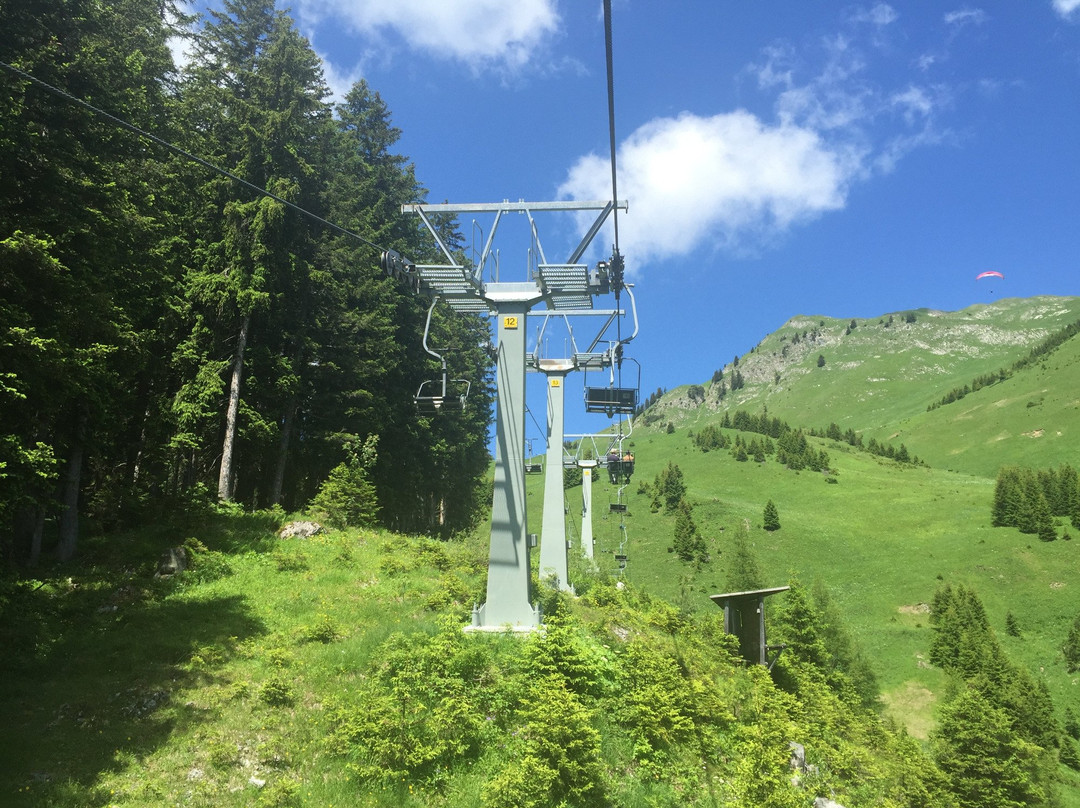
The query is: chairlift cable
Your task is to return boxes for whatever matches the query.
[602,0,627,391]
[0,59,385,253]
[602,0,620,255]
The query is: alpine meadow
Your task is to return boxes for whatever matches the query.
[4,2,1080,808]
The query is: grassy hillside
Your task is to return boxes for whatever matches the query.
[655,296,1080,460]
[0,510,974,808]
[870,324,1080,478]
[560,426,1080,741]
[5,293,1080,806]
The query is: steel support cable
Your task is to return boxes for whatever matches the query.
[0,59,384,253]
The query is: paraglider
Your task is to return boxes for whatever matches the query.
[976,270,1004,281]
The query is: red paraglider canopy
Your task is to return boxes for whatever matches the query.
[976,270,1004,280]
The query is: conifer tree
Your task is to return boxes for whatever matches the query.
[725,525,765,592]
[932,685,1046,808]
[650,462,686,513]
[672,498,706,565]
[1065,613,1080,673]
[763,500,780,531]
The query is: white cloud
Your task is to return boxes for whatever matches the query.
[317,52,363,106]
[298,0,560,71]
[561,14,950,266]
[559,111,859,264]
[1054,0,1080,18]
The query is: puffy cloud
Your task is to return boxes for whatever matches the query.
[1053,0,1080,19]
[559,111,859,264]
[561,13,950,266]
[298,0,559,71]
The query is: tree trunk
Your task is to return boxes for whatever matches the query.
[27,508,45,568]
[217,314,249,502]
[56,417,86,562]
[269,394,297,506]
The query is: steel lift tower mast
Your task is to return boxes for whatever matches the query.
[385,199,627,629]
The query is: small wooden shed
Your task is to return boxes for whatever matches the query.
[709,586,790,669]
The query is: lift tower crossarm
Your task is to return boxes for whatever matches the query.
[403,200,627,289]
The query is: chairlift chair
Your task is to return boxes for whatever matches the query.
[523,438,543,474]
[584,356,641,417]
[414,296,471,414]
[415,374,470,414]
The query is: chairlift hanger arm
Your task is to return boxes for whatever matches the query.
[566,200,628,265]
[411,207,464,270]
[618,283,639,345]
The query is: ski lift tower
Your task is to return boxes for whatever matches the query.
[390,199,627,630]
[535,359,574,591]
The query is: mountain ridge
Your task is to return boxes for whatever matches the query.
[645,295,1080,475]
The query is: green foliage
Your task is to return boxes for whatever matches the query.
[327,622,486,783]
[521,614,615,699]
[260,673,296,707]
[993,463,1078,538]
[1005,611,1021,638]
[180,537,234,584]
[308,437,380,529]
[927,582,1064,802]
[650,462,686,513]
[691,424,728,452]
[298,612,342,644]
[493,676,609,807]
[763,499,781,531]
[932,685,1047,808]
[1065,613,1080,673]
[672,498,707,564]
[724,525,766,592]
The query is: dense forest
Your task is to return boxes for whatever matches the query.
[1,0,495,564]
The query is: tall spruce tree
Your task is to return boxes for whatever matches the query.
[176,0,333,504]
[0,0,178,560]
[932,685,1047,808]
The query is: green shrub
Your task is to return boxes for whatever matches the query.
[326,623,486,782]
[260,673,296,707]
[309,436,380,529]
[258,776,301,807]
[299,612,342,644]
[273,549,309,572]
[181,537,233,584]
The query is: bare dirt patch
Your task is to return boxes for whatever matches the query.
[898,603,930,615]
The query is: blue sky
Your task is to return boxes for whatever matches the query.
[182,1,1080,439]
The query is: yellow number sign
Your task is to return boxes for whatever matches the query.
[503,315,519,329]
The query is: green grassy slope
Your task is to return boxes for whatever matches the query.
[869,324,1080,477]
[656,296,1080,447]
[563,425,1080,744]
[534,296,1080,751]
[2,512,974,808]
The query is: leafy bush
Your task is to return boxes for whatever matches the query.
[327,623,486,783]
[485,675,608,808]
[180,537,233,584]
[299,612,342,644]
[273,549,309,572]
[260,673,296,707]
[309,436,380,529]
